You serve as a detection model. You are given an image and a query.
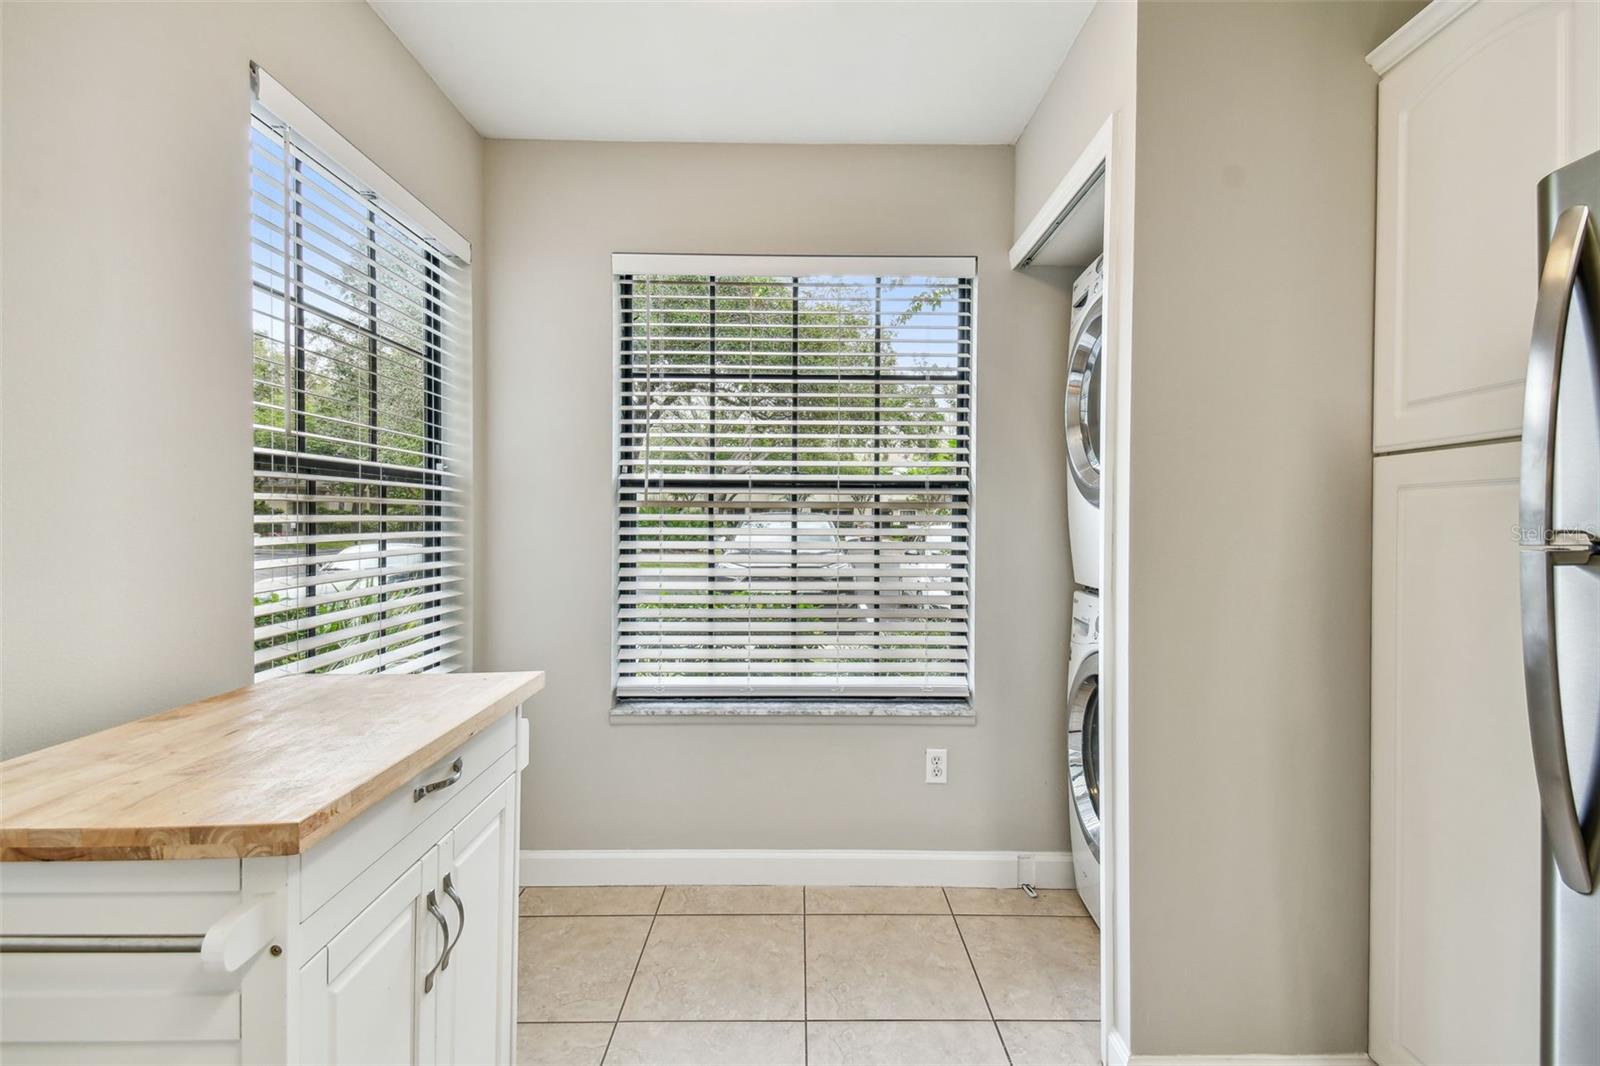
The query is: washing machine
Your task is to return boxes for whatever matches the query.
[1066,256,1104,592]
[1067,588,1102,926]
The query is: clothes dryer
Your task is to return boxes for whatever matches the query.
[1067,256,1105,591]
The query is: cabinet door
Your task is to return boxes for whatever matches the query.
[1369,442,1540,1064]
[437,777,519,1066]
[1373,0,1599,451]
[301,858,440,1066]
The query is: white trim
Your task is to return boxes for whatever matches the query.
[1126,1049,1363,1056]
[1109,1033,1370,1066]
[520,849,1074,889]
[1008,114,1114,269]
[1050,109,1124,1066]
[252,64,472,264]
[610,253,976,278]
[1365,0,1476,75]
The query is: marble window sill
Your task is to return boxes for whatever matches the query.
[611,698,976,721]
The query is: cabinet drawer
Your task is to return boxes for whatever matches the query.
[300,713,516,922]
[0,859,240,935]
[0,953,240,1045]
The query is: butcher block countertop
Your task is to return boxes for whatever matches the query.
[0,672,543,862]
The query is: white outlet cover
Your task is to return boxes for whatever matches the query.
[926,748,948,784]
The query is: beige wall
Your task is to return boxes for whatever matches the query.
[481,140,1076,851]
[1012,0,1137,242]
[1121,1,1417,1055]
[0,1,483,757]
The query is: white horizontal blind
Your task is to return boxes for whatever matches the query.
[249,110,468,679]
[616,267,975,699]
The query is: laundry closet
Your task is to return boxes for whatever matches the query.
[1011,135,1114,936]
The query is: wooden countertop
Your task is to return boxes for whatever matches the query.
[0,672,544,862]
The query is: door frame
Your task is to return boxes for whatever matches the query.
[1009,110,1132,1064]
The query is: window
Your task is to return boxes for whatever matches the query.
[249,69,470,679]
[614,254,975,702]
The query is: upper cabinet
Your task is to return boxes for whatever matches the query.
[1371,0,1599,452]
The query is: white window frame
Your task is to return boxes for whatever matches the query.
[611,254,978,709]
[249,65,472,679]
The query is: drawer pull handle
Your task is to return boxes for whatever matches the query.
[423,890,449,994]
[413,758,464,802]
[441,872,465,971]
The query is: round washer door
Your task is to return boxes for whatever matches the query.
[1067,650,1101,860]
[1065,294,1104,506]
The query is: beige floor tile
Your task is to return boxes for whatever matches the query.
[998,1021,1103,1065]
[805,914,989,1021]
[957,916,1099,1021]
[944,887,1088,917]
[518,916,653,1022]
[604,1022,805,1065]
[807,1021,1008,1065]
[620,915,805,1021]
[804,886,951,915]
[515,1022,613,1066]
[658,885,803,914]
[520,886,663,916]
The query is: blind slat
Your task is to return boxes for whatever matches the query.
[255,575,464,618]
[615,679,970,699]
[256,562,464,599]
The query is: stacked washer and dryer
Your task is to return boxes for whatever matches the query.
[1065,255,1104,926]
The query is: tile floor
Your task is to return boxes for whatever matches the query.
[516,885,1100,1066]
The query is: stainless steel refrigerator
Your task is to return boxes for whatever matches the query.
[1521,148,1600,1066]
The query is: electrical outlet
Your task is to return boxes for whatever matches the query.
[925,748,948,784]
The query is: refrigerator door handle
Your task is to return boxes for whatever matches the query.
[1519,203,1600,895]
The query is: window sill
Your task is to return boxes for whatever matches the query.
[610,698,975,721]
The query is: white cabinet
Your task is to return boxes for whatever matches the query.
[0,708,530,1066]
[1371,0,1599,451]
[438,780,519,1066]
[300,776,517,1066]
[1369,442,1541,1064]
[301,860,432,1066]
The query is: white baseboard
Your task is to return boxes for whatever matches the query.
[1123,1054,1370,1064]
[520,848,1075,889]
[1108,1030,1372,1066]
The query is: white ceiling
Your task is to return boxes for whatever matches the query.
[369,1,1095,144]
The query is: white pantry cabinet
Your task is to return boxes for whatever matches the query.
[1369,442,1541,1064]
[0,677,537,1066]
[1371,0,1599,452]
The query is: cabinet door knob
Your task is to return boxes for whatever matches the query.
[423,890,449,993]
[441,873,466,971]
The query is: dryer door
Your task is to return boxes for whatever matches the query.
[1067,650,1101,860]
[1065,294,1104,506]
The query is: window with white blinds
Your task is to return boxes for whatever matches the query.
[249,80,469,680]
[614,255,975,700]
